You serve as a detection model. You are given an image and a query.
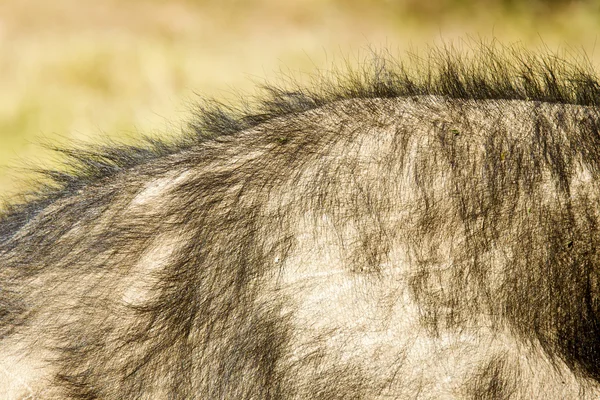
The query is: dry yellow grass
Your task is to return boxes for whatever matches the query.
[1,0,599,200]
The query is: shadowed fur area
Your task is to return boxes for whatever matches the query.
[2,44,600,398]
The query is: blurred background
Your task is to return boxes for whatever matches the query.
[0,0,599,199]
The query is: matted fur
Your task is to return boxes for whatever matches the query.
[2,43,600,399]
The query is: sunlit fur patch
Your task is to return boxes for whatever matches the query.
[121,234,182,306]
[0,338,53,400]
[275,228,600,398]
[129,170,192,209]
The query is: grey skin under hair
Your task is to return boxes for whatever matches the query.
[2,44,600,399]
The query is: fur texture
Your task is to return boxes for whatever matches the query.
[2,43,600,399]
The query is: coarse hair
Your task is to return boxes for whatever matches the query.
[2,42,600,399]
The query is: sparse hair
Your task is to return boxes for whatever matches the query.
[2,42,600,399]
